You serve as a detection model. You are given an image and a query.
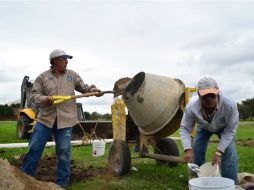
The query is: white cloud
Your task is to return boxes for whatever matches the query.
[1,1,254,113]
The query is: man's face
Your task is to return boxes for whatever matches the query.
[200,93,218,110]
[53,57,68,72]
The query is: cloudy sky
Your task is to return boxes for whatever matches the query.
[1,1,254,113]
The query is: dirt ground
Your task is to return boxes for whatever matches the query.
[237,139,254,147]
[0,157,62,190]
[0,153,112,190]
[209,139,254,147]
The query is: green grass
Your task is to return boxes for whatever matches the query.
[68,144,190,190]
[235,121,254,140]
[0,121,254,190]
[0,121,27,143]
[171,121,254,141]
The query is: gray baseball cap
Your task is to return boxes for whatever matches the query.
[197,77,219,96]
[49,49,73,60]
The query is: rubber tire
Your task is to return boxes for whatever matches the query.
[16,114,32,139]
[108,140,131,175]
[154,138,179,167]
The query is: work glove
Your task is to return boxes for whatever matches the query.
[212,150,222,167]
[184,149,194,163]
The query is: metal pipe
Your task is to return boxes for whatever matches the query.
[0,139,113,149]
[143,153,187,163]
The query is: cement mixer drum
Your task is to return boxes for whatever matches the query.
[122,72,185,136]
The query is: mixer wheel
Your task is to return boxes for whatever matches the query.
[108,140,131,175]
[154,138,179,167]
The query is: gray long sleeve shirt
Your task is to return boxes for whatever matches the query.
[179,93,239,153]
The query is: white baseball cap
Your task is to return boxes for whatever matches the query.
[197,77,219,96]
[49,49,73,60]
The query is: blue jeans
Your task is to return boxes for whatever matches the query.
[193,127,238,183]
[22,120,72,187]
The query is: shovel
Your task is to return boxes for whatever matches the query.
[188,163,200,179]
[53,90,114,104]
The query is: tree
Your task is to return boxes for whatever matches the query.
[102,113,112,120]
[84,111,91,120]
[0,104,14,116]
[238,97,254,120]
[90,112,102,120]
[237,103,248,120]
[10,103,20,108]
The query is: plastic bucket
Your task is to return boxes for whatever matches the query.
[92,140,106,157]
[198,162,221,177]
[189,177,235,190]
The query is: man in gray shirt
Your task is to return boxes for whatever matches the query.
[180,77,239,183]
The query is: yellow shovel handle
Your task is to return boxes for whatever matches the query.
[71,92,100,99]
[53,96,72,104]
[52,92,100,104]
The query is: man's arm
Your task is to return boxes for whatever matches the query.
[74,72,101,94]
[31,76,52,106]
[217,103,239,153]
[179,107,196,162]
[212,103,238,166]
[179,107,195,150]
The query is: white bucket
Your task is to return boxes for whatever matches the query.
[189,177,235,190]
[92,140,106,157]
[198,162,221,177]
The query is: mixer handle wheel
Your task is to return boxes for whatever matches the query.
[154,138,179,167]
[108,140,131,175]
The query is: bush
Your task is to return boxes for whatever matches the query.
[0,105,14,116]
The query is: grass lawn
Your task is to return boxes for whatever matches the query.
[0,121,254,190]
[0,121,27,143]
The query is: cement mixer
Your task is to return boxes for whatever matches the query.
[108,72,196,175]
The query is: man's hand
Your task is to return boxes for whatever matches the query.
[44,96,54,106]
[89,84,102,97]
[212,151,222,166]
[184,149,194,163]
[242,182,254,189]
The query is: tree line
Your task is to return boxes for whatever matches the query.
[0,104,19,116]
[0,103,112,121]
[1,97,254,121]
[84,111,112,121]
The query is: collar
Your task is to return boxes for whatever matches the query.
[50,68,66,75]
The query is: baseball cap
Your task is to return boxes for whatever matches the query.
[49,49,73,60]
[197,77,219,96]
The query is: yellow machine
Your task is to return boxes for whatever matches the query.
[16,108,36,138]
[16,76,37,139]
[111,98,126,141]
[108,72,196,175]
